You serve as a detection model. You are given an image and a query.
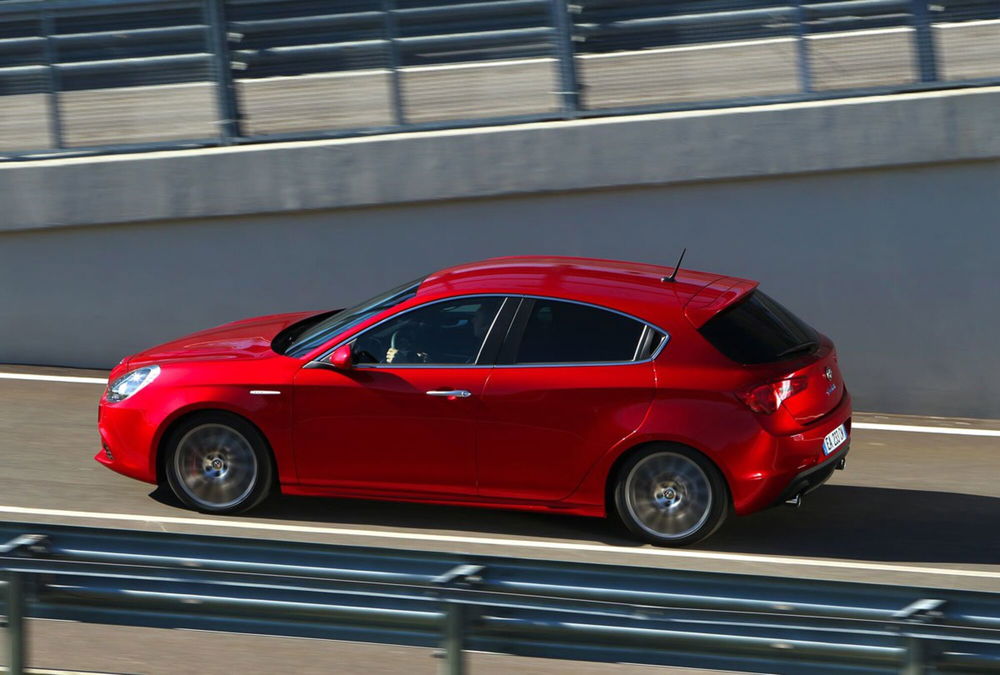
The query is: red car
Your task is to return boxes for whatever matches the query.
[97,256,850,546]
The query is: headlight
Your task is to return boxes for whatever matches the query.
[105,365,160,402]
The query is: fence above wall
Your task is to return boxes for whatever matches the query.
[1,0,999,160]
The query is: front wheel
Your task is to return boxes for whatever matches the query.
[164,413,274,514]
[613,445,728,547]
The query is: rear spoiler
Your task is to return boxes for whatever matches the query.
[683,276,759,328]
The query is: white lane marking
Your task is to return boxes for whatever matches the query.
[0,505,997,580]
[808,26,912,41]
[0,372,107,385]
[853,422,1000,438]
[936,18,1000,30]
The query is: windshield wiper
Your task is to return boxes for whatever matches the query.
[777,340,817,358]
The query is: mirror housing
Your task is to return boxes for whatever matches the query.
[329,343,354,370]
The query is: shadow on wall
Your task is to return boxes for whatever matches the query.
[151,483,1000,566]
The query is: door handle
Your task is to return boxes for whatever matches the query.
[426,389,472,398]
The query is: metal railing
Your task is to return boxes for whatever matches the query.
[1,0,999,160]
[2,522,1000,674]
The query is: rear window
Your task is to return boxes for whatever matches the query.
[699,290,819,364]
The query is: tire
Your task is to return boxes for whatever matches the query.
[613,444,728,547]
[164,412,274,514]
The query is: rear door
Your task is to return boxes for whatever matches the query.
[476,298,660,502]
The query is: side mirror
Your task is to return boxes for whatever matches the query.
[329,343,354,370]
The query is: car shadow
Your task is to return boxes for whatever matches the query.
[149,484,631,545]
[701,484,1000,565]
[150,484,1000,565]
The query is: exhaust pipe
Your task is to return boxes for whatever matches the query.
[784,493,804,509]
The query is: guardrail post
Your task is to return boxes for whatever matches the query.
[792,0,812,93]
[203,0,243,143]
[894,598,944,675]
[901,635,927,675]
[440,602,466,675]
[910,0,938,82]
[382,0,407,126]
[39,9,65,149]
[548,0,580,118]
[3,573,26,675]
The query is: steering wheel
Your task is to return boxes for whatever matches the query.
[389,328,429,363]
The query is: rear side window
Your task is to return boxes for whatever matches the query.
[508,299,648,364]
[699,290,819,364]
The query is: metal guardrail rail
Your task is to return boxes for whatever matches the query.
[1,522,999,674]
[0,0,998,160]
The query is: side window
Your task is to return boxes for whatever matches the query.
[510,299,649,364]
[352,297,503,366]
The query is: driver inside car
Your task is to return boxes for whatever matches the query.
[382,303,494,365]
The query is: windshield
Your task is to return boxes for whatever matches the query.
[282,277,425,358]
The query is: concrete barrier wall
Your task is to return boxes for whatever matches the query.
[2,88,999,417]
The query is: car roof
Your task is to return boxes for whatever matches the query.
[419,256,758,329]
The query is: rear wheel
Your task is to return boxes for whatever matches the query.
[613,445,728,547]
[164,413,273,514]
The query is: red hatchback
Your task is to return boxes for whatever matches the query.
[97,256,850,546]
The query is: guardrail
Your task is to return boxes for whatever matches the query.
[2,522,999,674]
[1,0,997,160]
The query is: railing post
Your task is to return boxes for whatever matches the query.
[548,0,580,118]
[3,573,27,675]
[792,0,812,93]
[203,0,242,143]
[440,602,466,675]
[894,598,944,675]
[910,0,938,82]
[900,635,926,675]
[382,0,407,127]
[39,9,65,149]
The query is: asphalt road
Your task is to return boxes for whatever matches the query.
[2,21,999,153]
[1,364,999,673]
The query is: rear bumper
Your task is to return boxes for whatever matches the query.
[731,390,852,515]
[772,444,849,507]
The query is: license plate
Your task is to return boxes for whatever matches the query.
[823,424,847,455]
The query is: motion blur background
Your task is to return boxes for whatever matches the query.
[2,0,999,415]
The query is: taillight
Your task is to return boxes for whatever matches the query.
[740,377,808,414]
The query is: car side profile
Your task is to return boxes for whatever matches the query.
[97,256,851,546]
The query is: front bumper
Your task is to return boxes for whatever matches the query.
[95,400,159,484]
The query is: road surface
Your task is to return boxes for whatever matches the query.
[0,364,997,673]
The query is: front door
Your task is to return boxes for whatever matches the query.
[291,296,507,496]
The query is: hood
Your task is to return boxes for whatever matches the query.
[129,311,321,366]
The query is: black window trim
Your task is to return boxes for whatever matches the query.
[312,294,516,370]
[494,295,670,368]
